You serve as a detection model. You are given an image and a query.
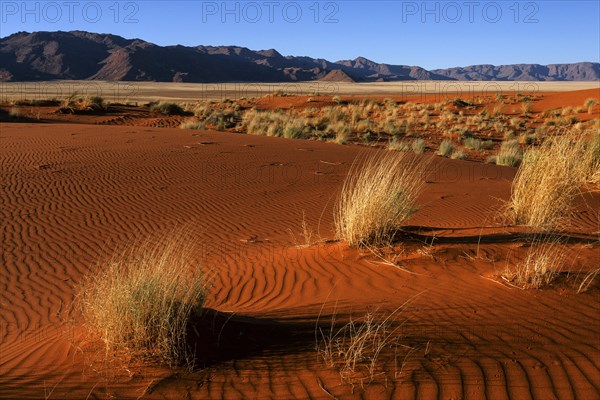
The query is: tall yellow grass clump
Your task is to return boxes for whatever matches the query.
[581,129,600,184]
[78,237,208,365]
[334,152,428,247]
[507,134,583,231]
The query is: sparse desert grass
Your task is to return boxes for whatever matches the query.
[288,211,315,248]
[78,237,208,365]
[334,151,427,247]
[507,134,583,230]
[438,140,455,157]
[494,140,523,167]
[316,304,411,385]
[501,235,564,289]
[150,101,185,116]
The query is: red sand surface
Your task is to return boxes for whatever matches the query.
[0,93,599,399]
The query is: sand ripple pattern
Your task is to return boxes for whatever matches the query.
[1,123,598,399]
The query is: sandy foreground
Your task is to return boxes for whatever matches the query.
[0,89,599,399]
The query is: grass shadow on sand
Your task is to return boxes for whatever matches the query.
[187,308,356,370]
[393,225,598,246]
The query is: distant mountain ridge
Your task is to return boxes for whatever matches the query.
[1,31,598,83]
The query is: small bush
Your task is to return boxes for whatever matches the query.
[78,237,208,365]
[334,151,427,247]
[438,140,455,157]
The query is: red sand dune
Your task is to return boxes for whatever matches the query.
[0,104,599,399]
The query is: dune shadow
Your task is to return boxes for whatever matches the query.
[395,225,598,246]
[186,308,356,370]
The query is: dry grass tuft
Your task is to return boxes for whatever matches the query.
[316,303,412,386]
[78,236,208,366]
[334,152,428,247]
[501,236,564,289]
[288,211,316,248]
[581,130,600,183]
[507,134,583,231]
[577,268,600,293]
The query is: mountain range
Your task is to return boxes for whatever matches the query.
[1,31,598,83]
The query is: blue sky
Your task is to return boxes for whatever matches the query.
[1,1,598,69]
